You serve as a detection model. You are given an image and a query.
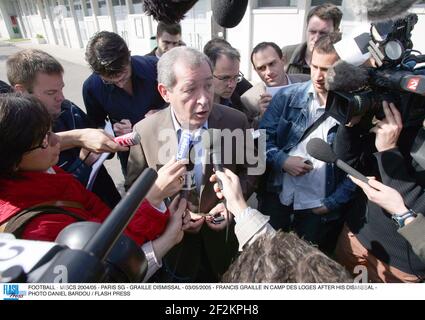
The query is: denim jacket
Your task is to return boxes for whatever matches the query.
[259,81,356,211]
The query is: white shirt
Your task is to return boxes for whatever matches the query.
[279,84,339,210]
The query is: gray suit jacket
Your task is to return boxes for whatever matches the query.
[240,74,310,126]
[125,104,258,281]
[281,42,310,75]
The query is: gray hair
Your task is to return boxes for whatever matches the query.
[158,46,213,89]
[222,231,352,283]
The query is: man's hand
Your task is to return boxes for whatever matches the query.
[58,128,128,153]
[259,93,273,116]
[205,202,232,232]
[183,210,205,234]
[312,205,330,215]
[349,175,407,215]
[210,168,248,215]
[79,148,101,166]
[370,101,402,152]
[152,197,190,259]
[146,158,187,207]
[113,119,132,136]
[282,156,313,176]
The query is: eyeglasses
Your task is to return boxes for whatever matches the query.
[27,131,52,152]
[213,72,244,84]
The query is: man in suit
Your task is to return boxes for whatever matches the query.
[125,46,259,282]
[241,42,310,127]
[145,22,183,58]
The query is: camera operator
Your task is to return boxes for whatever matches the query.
[334,100,425,282]
[349,175,425,264]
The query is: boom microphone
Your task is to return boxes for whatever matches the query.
[325,60,369,92]
[212,0,248,28]
[142,0,198,23]
[346,0,419,22]
[306,138,369,183]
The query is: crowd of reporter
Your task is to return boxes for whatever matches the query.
[0,2,424,284]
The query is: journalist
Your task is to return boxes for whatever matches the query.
[0,93,190,281]
[349,176,425,264]
[210,169,352,283]
[334,100,425,282]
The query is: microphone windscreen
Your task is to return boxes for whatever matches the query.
[325,60,369,92]
[142,0,198,23]
[364,0,418,21]
[212,0,248,28]
[348,0,418,22]
[306,138,338,163]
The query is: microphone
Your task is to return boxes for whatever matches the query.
[212,0,248,28]
[113,131,141,147]
[371,70,425,96]
[346,0,418,22]
[306,138,369,184]
[325,60,369,92]
[202,128,223,173]
[202,129,230,233]
[142,0,198,23]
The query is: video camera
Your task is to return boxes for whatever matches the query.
[326,13,425,127]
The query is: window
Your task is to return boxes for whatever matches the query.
[257,0,297,7]
[133,0,143,14]
[311,0,342,6]
[98,0,107,15]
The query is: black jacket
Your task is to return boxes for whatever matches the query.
[54,100,121,208]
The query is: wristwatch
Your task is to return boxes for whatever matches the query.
[392,209,417,228]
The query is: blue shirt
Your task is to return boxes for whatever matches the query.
[82,55,165,128]
[259,81,356,211]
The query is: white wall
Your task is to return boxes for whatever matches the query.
[410,8,425,54]
[228,6,307,82]
[63,17,80,48]
[97,15,113,32]
[126,13,153,56]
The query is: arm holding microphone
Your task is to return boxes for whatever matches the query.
[210,169,275,251]
[349,175,425,264]
[57,128,128,153]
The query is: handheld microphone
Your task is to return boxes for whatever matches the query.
[212,0,248,28]
[113,131,141,147]
[366,69,425,96]
[202,128,224,176]
[202,129,229,236]
[306,138,369,183]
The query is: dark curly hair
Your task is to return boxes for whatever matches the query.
[85,31,130,77]
[222,231,352,283]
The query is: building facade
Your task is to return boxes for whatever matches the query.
[0,0,424,81]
